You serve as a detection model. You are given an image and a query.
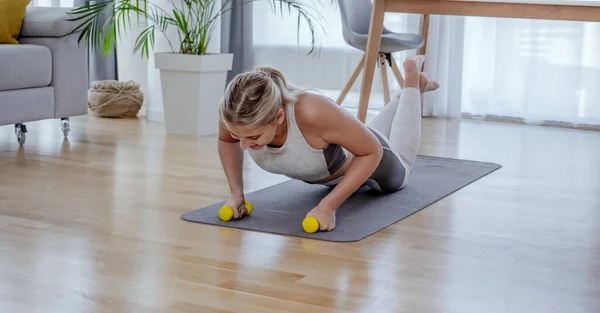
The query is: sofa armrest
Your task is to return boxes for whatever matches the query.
[20,7,80,38]
[19,32,89,119]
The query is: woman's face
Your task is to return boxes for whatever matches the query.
[227,108,285,150]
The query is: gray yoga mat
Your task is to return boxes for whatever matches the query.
[181,155,501,242]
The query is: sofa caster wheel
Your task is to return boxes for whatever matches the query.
[61,118,70,137]
[15,124,27,146]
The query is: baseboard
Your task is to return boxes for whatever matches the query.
[146,108,164,122]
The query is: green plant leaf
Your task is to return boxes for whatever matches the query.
[67,0,335,57]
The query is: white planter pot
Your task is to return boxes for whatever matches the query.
[154,52,233,136]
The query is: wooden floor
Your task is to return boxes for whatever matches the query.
[1,115,599,313]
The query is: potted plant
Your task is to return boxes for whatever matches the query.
[67,0,333,136]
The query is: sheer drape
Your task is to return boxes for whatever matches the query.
[460,16,600,127]
[422,15,465,118]
[29,0,73,7]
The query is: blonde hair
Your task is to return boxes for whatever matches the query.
[219,66,301,127]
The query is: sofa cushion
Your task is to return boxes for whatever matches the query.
[20,7,79,38]
[0,44,52,91]
[0,0,31,44]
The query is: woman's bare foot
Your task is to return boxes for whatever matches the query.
[420,72,439,93]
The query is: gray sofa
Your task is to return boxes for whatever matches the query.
[0,7,88,146]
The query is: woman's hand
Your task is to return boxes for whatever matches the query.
[306,203,337,231]
[218,117,246,219]
[226,195,248,219]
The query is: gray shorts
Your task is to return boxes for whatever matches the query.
[319,126,408,193]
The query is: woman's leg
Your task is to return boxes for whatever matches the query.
[366,55,439,191]
[367,66,439,138]
[366,91,402,138]
[387,55,426,175]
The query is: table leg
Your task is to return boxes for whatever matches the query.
[418,14,430,56]
[357,0,386,123]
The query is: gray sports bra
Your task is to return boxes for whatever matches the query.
[247,101,348,182]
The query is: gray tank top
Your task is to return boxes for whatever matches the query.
[247,101,348,182]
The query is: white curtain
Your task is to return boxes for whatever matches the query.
[422,15,465,118]
[28,0,73,6]
[252,2,600,128]
[460,16,600,127]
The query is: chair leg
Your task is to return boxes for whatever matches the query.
[379,53,390,105]
[336,54,365,105]
[389,56,405,89]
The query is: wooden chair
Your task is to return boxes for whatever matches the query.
[335,0,426,106]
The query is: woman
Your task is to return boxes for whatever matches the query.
[217,55,439,232]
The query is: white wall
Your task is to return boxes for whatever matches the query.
[116,12,149,115]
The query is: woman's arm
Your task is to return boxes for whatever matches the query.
[296,95,383,211]
[218,118,245,199]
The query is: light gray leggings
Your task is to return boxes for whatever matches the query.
[366,87,421,192]
[323,87,422,193]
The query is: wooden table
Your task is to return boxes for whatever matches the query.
[357,0,600,122]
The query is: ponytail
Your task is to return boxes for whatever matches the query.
[220,66,303,127]
[254,66,298,107]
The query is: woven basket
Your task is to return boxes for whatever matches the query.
[88,80,144,118]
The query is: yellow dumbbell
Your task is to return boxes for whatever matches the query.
[218,200,253,222]
[302,216,320,233]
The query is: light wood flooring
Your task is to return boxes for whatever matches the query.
[1,115,599,313]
